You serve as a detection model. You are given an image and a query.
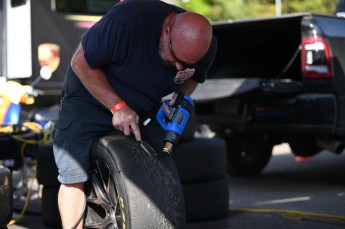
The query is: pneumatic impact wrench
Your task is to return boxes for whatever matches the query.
[156,92,194,154]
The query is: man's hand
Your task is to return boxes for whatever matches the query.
[112,106,141,141]
[162,93,178,117]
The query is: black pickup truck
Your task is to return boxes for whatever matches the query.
[192,13,345,175]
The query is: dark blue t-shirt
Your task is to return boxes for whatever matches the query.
[80,0,217,113]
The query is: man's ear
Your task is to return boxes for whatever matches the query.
[160,27,170,45]
[163,24,171,36]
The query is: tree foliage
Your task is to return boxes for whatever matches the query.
[174,0,338,21]
[283,0,337,14]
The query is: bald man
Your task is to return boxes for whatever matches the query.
[53,0,217,228]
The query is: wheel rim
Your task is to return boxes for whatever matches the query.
[84,160,124,229]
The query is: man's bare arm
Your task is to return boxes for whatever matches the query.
[70,43,141,140]
[71,43,122,110]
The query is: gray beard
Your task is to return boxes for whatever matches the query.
[158,42,174,69]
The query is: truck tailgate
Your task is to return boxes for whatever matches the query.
[193,78,303,103]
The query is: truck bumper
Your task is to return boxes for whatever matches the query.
[194,79,337,134]
[248,93,337,133]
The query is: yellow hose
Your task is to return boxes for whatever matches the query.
[230,208,345,225]
[4,122,51,225]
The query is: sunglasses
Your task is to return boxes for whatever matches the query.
[168,18,198,69]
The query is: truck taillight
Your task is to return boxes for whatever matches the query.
[302,37,332,79]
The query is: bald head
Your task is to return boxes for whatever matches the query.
[170,12,212,64]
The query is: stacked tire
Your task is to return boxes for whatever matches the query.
[0,166,13,229]
[36,144,62,228]
[173,137,229,221]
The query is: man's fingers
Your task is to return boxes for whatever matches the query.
[117,123,141,141]
[162,102,171,116]
[130,125,141,141]
[112,108,141,140]
[170,93,178,105]
[123,125,131,136]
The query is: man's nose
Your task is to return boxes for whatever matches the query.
[175,62,184,71]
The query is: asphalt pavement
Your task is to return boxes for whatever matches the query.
[7,144,345,229]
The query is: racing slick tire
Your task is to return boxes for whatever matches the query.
[182,176,229,221]
[84,134,186,229]
[173,137,228,183]
[36,144,60,188]
[0,166,12,228]
[173,138,229,221]
[41,187,62,228]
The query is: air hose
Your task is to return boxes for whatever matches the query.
[230,208,345,225]
[7,160,37,226]
[2,122,51,226]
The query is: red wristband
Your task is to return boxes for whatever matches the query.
[111,101,127,114]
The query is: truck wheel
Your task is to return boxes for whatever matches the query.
[84,134,186,229]
[226,136,273,176]
[288,135,321,156]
